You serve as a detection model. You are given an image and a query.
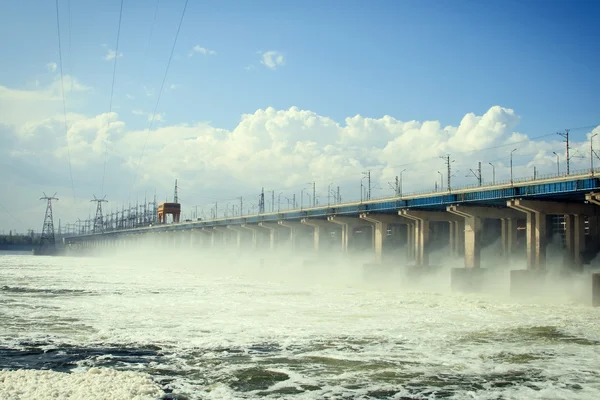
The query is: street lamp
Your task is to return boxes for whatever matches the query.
[327,182,334,206]
[399,169,406,197]
[591,133,598,176]
[488,162,495,185]
[360,175,368,202]
[300,188,306,209]
[510,148,517,185]
[437,171,443,191]
[552,151,560,176]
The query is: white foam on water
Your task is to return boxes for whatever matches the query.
[0,368,163,400]
[1,249,600,399]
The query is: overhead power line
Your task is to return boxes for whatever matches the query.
[100,0,125,197]
[128,0,190,201]
[55,0,75,201]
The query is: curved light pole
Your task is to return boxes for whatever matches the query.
[510,148,517,185]
[552,151,560,176]
[360,175,368,202]
[437,171,443,191]
[592,133,598,176]
[327,182,334,206]
[488,162,495,185]
[399,169,406,197]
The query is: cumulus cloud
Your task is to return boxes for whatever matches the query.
[188,45,216,57]
[46,62,57,72]
[132,109,165,123]
[2,79,599,232]
[260,51,284,70]
[104,49,123,61]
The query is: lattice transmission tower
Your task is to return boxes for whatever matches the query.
[91,195,108,234]
[38,193,59,254]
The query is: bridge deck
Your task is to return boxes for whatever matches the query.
[66,171,600,240]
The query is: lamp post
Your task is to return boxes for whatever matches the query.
[399,169,406,197]
[552,151,560,176]
[510,148,517,185]
[360,175,368,202]
[327,182,334,206]
[437,171,443,191]
[488,162,495,185]
[591,133,598,176]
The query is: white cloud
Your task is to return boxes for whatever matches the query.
[2,79,599,233]
[46,62,57,73]
[188,45,216,57]
[260,51,285,70]
[126,93,135,100]
[132,109,165,123]
[244,65,255,71]
[104,49,123,61]
[143,86,154,97]
[168,84,180,90]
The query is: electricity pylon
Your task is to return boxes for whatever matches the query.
[91,195,108,234]
[39,192,58,254]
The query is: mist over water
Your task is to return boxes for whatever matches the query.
[1,244,599,399]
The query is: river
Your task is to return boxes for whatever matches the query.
[0,249,599,399]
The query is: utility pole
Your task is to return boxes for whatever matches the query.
[533,166,537,180]
[271,190,275,212]
[558,129,570,175]
[592,133,599,177]
[336,186,340,204]
[259,188,264,214]
[38,192,58,254]
[440,154,454,192]
[361,171,371,201]
[468,162,482,186]
[239,197,243,216]
[278,192,282,212]
[553,151,560,175]
[510,148,517,186]
[173,179,178,203]
[312,182,316,207]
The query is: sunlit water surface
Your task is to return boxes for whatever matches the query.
[1,250,599,399]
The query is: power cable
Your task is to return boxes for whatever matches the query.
[100,0,125,196]
[0,201,23,226]
[55,0,76,201]
[128,0,189,201]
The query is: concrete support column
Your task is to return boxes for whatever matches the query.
[406,223,415,260]
[278,221,311,252]
[240,224,264,249]
[500,218,518,260]
[359,213,410,264]
[400,210,460,266]
[213,227,230,246]
[200,228,216,248]
[258,222,284,250]
[301,218,332,251]
[227,225,248,248]
[507,200,551,269]
[327,216,369,253]
[565,214,585,271]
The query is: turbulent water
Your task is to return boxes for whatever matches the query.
[1,249,599,399]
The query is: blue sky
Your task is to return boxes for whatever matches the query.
[1,0,598,134]
[1,0,600,232]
